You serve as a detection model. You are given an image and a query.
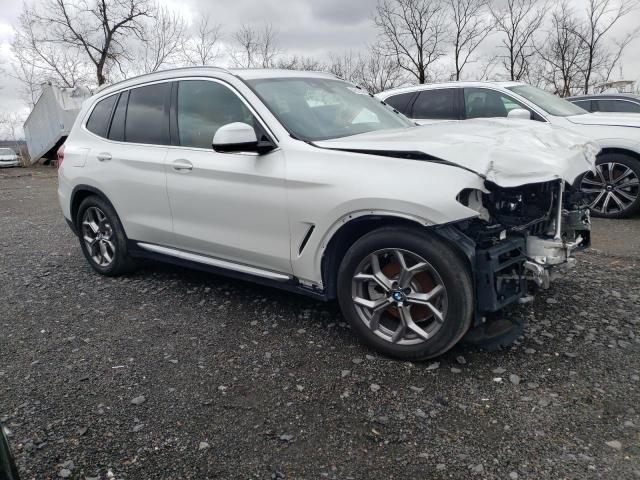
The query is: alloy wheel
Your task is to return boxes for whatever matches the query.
[351,249,448,346]
[81,206,116,267]
[580,162,639,216]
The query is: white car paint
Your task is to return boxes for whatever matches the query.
[58,68,596,291]
[315,119,599,188]
[377,81,640,157]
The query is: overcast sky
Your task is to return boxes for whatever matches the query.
[1,0,639,128]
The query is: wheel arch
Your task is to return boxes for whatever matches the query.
[320,213,474,300]
[599,147,640,163]
[70,185,125,235]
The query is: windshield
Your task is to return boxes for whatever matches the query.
[246,77,414,141]
[0,148,15,155]
[507,85,587,117]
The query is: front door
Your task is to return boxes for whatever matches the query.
[165,79,291,274]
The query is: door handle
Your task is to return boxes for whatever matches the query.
[172,159,193,172]
[97,152,112,162]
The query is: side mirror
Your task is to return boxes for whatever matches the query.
[212,122,275,154]
[507,108,532,120]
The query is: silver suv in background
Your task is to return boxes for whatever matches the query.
[378,82,640,218]
[58,68,596,360]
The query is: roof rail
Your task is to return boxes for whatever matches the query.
[94,66,233,93]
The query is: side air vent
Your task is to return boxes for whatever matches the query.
[298,225,315,255]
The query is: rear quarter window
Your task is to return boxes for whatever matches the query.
[86,95,117,138]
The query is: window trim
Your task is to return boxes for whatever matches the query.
[81,76,279,152]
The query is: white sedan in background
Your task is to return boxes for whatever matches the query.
[0,148,21,168]
[378,82,640,218]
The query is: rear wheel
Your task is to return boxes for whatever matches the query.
[337,227,473,361]
[76,195,135,276]
[580,153,640,218]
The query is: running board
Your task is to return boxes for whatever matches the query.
[136,243,292,282]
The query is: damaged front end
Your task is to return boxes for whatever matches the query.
[439,178,591,349]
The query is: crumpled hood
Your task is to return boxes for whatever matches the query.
[314,118,599,187]
[567,112,640,128]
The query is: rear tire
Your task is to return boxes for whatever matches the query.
[337,227,473,361]
[579,153,640,218]
[76,195,135,276]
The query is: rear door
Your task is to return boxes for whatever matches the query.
[164,78,291,274]
[84,82,174,246]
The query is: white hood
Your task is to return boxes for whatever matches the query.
[567,112,640,128]
[315,119,599,188]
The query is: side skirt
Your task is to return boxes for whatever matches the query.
[126,240,329,302]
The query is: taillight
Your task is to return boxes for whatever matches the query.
[56,144,65,168]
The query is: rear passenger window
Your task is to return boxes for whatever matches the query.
[108,91,128,142]
[86,95,117,138]
[571,100,592,112]
[594,99,640,113]
[125,83,171,145]
[177,80,256,149]
[384,92,415,115]
[412,89,457,119]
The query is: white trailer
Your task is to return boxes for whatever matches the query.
[23,84,92,164]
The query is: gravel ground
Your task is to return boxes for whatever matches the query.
[1,167,639,480]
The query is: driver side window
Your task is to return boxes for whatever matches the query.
[464,88,531,119]
[177,80,256,149]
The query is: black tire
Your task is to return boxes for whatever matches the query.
[76,195,136,276]
[337,227,473,361]
[579,153,640,219]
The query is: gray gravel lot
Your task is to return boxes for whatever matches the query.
[1,167,639,479]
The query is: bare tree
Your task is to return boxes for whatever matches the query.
[27,0,153,86]
[447,0,493,81]
[275,55,325,71]
[490,0,548,81]
[374,0,448,84]
[0,112,25,142]
[327,51,362,84]
[537,2,584,96]
[357,44,406,94]
[136,6,186,74]
[231,23,281,68]
[574,0,639,93]
[182,15,223,66]
[11,6,90,105]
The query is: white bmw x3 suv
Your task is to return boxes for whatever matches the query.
[58,68,598,360]
[378,82,640,219]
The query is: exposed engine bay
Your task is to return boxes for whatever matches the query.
[444,179,591,346]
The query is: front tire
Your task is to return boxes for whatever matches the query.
[337,227,473,361]
[580,153,640,218]
[76,195,135,276]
